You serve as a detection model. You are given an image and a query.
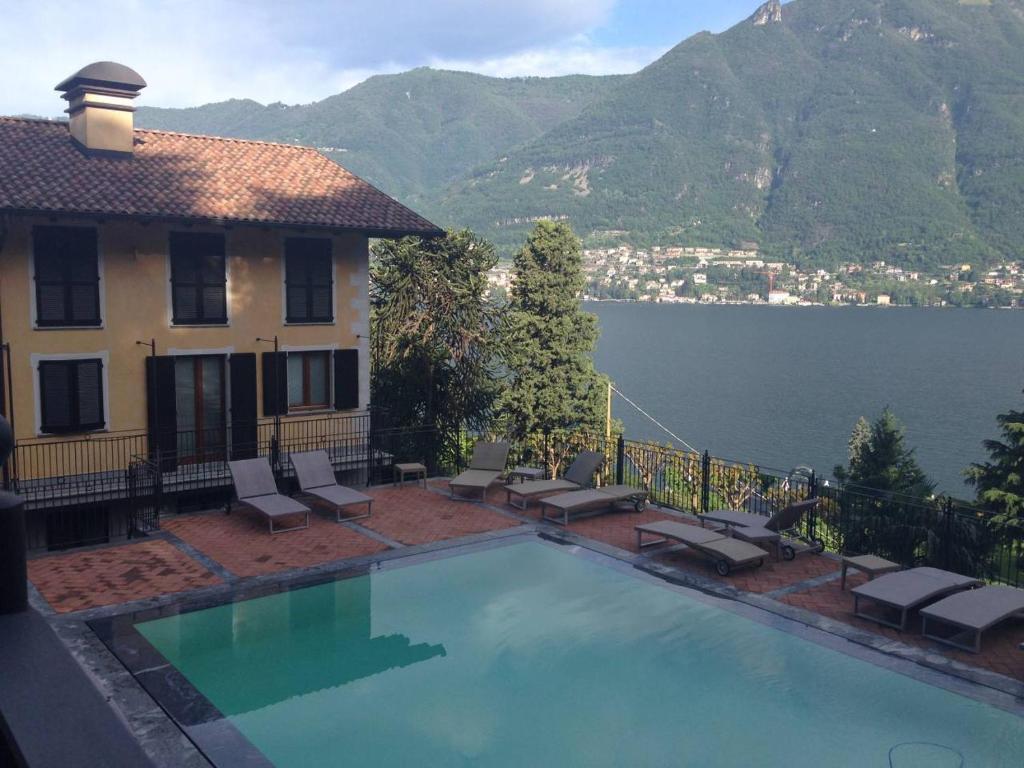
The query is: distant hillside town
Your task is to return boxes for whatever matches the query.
[486,245,1024,308]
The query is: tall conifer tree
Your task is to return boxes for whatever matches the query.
[499,221,607,442]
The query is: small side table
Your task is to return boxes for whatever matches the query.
[506,466,545,484]
[394,462,427,488]
[840,554,900,591]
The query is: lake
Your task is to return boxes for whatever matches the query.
[588,303,1024,493]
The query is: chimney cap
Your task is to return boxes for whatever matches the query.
[55,62,147,94]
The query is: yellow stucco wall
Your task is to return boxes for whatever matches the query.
[0,215,370,445]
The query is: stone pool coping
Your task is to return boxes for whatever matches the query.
[39,513,1024,766]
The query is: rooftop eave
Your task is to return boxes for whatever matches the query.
[0,206,445,239]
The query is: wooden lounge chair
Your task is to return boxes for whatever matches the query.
[635,520,768,576]
[289,450,372,522]
[539,484,648,526]
[851,567,982,630]
[228,458,310,534]
[449,441,511,500]
[920,585,1024,653]
[505,451,604,510]
[700,499,822,560]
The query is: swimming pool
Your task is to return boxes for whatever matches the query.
[132,539,1023,767]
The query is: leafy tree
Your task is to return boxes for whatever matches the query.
[370,230,504,456]
[498,221,608,463]
[966,391,1024,525]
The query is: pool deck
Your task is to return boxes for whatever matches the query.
[20,477,1024,765]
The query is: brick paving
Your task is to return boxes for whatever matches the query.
[359,485,521,545]
[28,539,220,614]
[652,544,840,593]
[163,508,388,578]
[781,572,1024,681]
[23,478,1024,684]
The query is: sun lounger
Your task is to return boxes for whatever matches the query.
[635,520,768,576]
[228,458,310,534]
[920,585,1024,653]
[851,567,982,630]
[539,484,648,526]
[449,441,511,500]
[728,524,782,559]
[701,499,822,560]
[289,450,372,522]
[505,450,604,510]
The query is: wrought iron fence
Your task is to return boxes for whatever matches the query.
[11,412,447,551]
[10,416,1024,584]
[458,430,1023,588]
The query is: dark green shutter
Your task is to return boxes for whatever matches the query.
[229,353,258,459]
[145,356,178,471]
[333,349,359,410]
[261,352,288,416]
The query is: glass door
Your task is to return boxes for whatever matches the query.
[175,356,226,463]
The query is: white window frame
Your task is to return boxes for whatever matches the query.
[31,351,111,436]
[29,226,106,330]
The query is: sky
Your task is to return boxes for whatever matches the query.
[2,0,760,116]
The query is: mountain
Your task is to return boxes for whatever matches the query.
[440,0,1024,265]
[138,0,1024,267]
[136,69,620,209]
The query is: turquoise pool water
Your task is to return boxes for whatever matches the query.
[138,541,1024,767]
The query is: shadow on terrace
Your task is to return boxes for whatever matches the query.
[23,429,1024,687]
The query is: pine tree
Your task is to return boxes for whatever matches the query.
[846,416,871,471]
[498,221,607,444]
[834,409,933,499]
[370,229,504,443]
[834,409,936,564]
[966,391,1024,525]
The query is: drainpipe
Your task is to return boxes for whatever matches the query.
[0,220,16,489]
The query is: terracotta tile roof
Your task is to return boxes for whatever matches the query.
[0,117,443,237]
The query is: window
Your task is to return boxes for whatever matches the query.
[33,226,101,327]
[285,238,333,323]
[287,351,330,410]
[38,358,105,433]
[170,233,227,325]
[174,356,226,462]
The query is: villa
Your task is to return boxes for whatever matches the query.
[0,64,1021,768]
[0,62,441,550]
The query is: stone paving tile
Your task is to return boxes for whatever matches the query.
[780,573,1024,681]
[28,539,220,614]
[449,479,844,593]
[637,521,839,593]
[163,508,388,578]
[438,478,678,549]
[359,485,521,546]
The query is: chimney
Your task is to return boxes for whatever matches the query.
[55,62,146,155]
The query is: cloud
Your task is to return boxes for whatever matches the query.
[1,0,650,115]
[429,42,668,80]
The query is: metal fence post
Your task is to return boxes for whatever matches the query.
[808,470,818,541]
[615,434,625,485]
[700,450,711,514]
[270,435,280,477]
[943,497,954,570]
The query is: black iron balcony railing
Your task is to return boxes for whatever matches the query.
[7,416,1022,588]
